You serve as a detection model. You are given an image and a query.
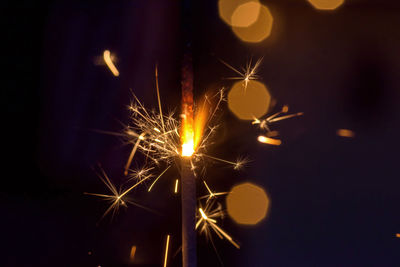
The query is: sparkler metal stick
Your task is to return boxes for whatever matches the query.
[180,0,197,265]
[180,157,197,267]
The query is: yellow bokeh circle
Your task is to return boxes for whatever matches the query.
[226,182,270,225]
[230,2,261,27]
[231,4,273,43]
[228,80,271,120]
[307,0,344,10]
[218,0,260,26]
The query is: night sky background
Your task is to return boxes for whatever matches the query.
[2,0,400,266]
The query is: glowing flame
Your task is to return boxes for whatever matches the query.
[181,137,194,157]
[181,94,211,157]
[181,111,194,157]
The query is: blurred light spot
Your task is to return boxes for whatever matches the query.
[103,50,119,76]
[227,182,269,225]
[218,0,260,26]
[231,2,261,27]
[228,80,271,120]
[336,129,355,138]
[307,0,344,10]
[257,135,281,145]
[88,251,92,255]
[396,233,400,238]
[129,246,137,261]
[232,4,273,43]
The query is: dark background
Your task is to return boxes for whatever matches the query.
[2,0,400,266]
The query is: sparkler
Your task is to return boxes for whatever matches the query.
[86,56,305,267]
[86,57,243,266]
[89,50,303,265]
[180,48,198,267]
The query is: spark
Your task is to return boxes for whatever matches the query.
[252,105,304,134]
[163,235,171,267]
[128,166,154,182]
[199,208,217,223]
[204,181,214,198]
[155,64,165,132]
[124,132,146,176]
[201,154,248,170]
[103,50,119,76]
[196,197,240,249]
[396,233,400,238]
[84,166,153,219]
[148,166,171,192]
[219,57,263,90]
[257,135,281,146]
[200,181,228,202]
[125,94,181,166]
[174,179,179,194]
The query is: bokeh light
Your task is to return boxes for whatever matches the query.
[230,2,261,27]
[218,0,260,26]
[231,4,273,43]
[226,182,270,225]
[307,0,344,10]
[336,129,355,138]
[228,80,271,120]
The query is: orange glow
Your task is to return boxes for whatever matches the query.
[337,129,355,138]
[308,0,344,10]
[227,182,269,225]
[230,2,261,27]
[257,135,281,145]
[396,233,400,238]
[232,4,273,43]
[194,94,210,151]
[228,80,271,120]
[218,0,260,26]
[129,246,137,261]
[103,50,119,76]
